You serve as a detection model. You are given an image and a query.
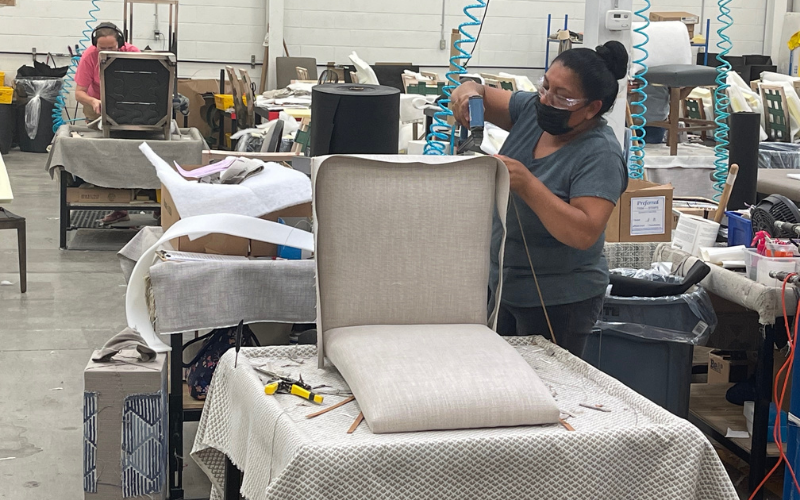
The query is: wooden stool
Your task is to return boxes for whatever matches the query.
[644,64,719,155]
[0,207,26,293]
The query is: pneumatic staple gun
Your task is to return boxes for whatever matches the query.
[457,95,485,155]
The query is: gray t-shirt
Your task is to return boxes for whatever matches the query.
[490,91,628,307]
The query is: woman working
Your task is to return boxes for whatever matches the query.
[74,22,140,122]
[451,41,629,357]
[74,22,140,225]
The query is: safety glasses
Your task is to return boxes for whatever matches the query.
[536,77,587,110]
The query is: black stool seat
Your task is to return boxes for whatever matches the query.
[647,64,720,88]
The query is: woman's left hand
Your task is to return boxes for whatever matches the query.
[494,155,533,194]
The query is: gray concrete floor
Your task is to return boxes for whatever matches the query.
[0,150,210,499]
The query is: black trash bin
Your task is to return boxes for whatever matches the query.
[15,77,62,153]
[582,274,717,418]
[0,103,14,154]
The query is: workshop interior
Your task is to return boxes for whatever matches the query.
[8,0,800,499]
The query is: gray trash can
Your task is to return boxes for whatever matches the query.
[583,274,717,418]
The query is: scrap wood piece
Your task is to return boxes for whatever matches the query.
[347,412,364,434]
[560,419,575,432]
[306,396,355,419]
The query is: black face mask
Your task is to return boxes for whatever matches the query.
[534,95,574,136]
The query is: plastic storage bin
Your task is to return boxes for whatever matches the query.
[726,211,752,247]
[583,274,717,418]
[583,324,696,418]
[743,401,787,442]
[744,248,800,286]
[0,87,12,105]
[214,94,246,110]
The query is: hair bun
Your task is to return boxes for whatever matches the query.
[595,41,629,80]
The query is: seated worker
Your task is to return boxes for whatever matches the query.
[450,41,629,358]
[75,22,141,224]
[75,22,140,122]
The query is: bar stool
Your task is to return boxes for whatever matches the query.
[0,207,26,293]
[645,64,719,155]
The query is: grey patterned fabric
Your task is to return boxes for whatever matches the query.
[656,243,797,324]
[325,324,560,433]
[46,125,206,189]
[191,338,738,500]
[603,241,660,270]
[119,227,317,334]
[83,392,98,494]
[149,259,316,335]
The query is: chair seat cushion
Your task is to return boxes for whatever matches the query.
[646,64,719,88]
[325,324,561,434]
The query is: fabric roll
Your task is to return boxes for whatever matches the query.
[310,84,400,156]
[728,112,761,210]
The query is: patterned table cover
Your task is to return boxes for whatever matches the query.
[192,336,737,500]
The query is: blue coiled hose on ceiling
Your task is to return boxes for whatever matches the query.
[712,0,733,199]
[424,0,486,155]
[628,0,650,180]
[52,0,101,132]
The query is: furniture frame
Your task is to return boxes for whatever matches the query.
[761,83,792,143]
[0,207,26,293]
[99,51,177,139]
[649,86,717,155]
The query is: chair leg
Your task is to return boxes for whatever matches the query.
[668,87,681,156]
[17,221,26,294]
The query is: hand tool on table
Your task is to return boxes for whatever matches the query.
[256,367,324,404]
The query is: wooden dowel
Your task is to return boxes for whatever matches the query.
[306,396,355,419]
[347,412,364,434]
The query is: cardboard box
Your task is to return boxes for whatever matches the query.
[83,350,167,499]
[606,179,674,242]
[66,187,133,204]
[708,350,752,384]
[177,78,226,140]
[672,197,718,229]
[649,11,699,37]
[160,164,312,257]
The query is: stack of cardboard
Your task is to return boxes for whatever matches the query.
[649,11,700,38]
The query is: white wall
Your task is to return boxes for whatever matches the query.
[0,0,772,109]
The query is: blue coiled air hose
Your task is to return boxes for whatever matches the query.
[712,0,733,199]
[52,0,101,132]
[424,0,487,155]
[628,0,650,180]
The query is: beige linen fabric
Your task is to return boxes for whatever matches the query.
[313,156,498,334]
[309,155,560,433]
[325,324,561,433]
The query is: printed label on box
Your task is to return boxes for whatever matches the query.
[630,196,666,236]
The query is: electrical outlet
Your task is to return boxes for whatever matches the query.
[439,39,447,50]
[250,55,256,68]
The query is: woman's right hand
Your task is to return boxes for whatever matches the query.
[92,99,102,116]
[450,81,484,128]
